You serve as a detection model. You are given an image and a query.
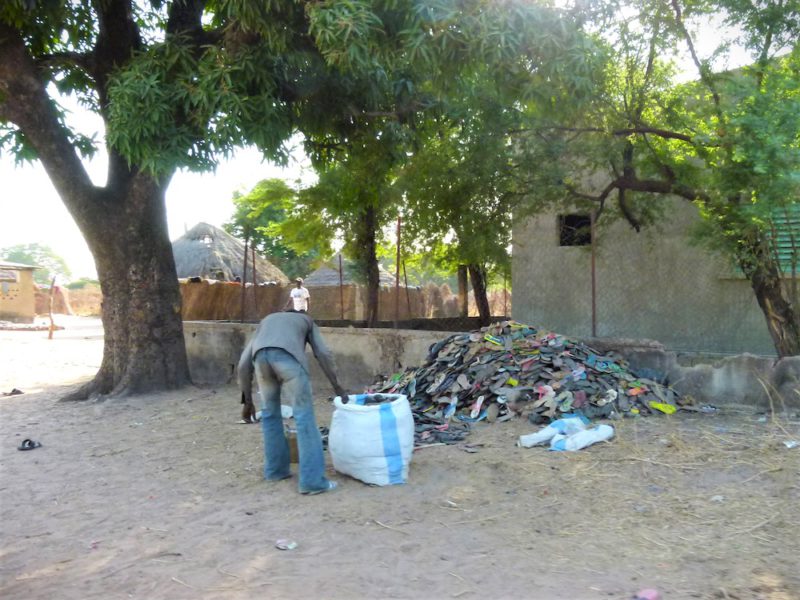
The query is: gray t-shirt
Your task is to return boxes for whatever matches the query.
[238,312,341,402]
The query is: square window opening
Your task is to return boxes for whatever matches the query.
[559,214,591,247]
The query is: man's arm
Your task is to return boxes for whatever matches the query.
[237,339,257,421]
[307,324,346,398]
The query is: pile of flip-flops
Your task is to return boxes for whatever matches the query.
[371,320,684,427]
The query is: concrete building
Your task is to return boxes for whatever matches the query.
[0,261,38,323]
[511,198,797,356]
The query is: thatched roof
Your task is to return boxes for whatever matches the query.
[303,253,399,287]
[172,223,289,284]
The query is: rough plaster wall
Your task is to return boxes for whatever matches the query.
[512,198,775,355]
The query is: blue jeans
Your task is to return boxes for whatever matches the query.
[253,348,330,493]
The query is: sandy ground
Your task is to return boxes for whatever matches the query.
[1,316,799,600]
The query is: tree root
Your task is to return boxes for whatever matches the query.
[60,379,103,402]
[59,369,115,401]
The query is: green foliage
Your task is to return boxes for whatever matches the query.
[222,178,320,279]
[3,0,603,174]
[520,0,799,268]
[0,243,71,285]
[2,0,607,311]
[377,243,457,288]
[276,138,402,278]
[65,277,100,290]
[394,87,526,286]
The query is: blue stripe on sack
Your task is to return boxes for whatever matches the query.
[353,394,368,405]
[379,403,404,484]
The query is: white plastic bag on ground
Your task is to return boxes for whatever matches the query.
[550,424,615,451]
[329,394,414,486]
[517,414,589,448]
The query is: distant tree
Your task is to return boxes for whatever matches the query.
[376,244,457,289]
[223,179,319,280]
[397,98,523,324]
[278,137,403,326]
[0,243,71,285]
[65,277,100,290]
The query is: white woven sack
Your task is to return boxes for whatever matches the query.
[329,394,414,486]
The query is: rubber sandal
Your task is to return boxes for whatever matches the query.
[17,439,41,451]
[301,481,338,496]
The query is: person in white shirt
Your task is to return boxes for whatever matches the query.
[284,277,310,312]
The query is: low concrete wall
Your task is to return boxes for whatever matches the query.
[184,321,444,395]
[185,322,800,407]
[586,338,800,408]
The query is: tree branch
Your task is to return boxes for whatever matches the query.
[611,173,709,203]
[166,0,224,48]
[634,21,660,119]
[617,187,641,231]
[669,0,723,113]
[166,0,206,38]
[93,0,142,91]
[511,125,696,143]
[0,23,97,215]
[35,51,94,74]
[563,167,709,233]
[565,180,618,204]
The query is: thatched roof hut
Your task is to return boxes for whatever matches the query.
[172,222,289,284]
[303,253,398,287]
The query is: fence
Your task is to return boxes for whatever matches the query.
[179,279,512,330]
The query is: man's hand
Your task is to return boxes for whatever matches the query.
[241,392,258,423]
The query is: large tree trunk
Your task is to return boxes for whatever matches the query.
[468,264,491,326]
[1,21,190,399]
[457,265,469,318]
[67,175,191,398]
[740,236,800,358]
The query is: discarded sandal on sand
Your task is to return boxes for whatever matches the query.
[17,439,41,451]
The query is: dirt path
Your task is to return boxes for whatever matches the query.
[1,318,798,599]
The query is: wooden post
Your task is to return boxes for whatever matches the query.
[403,260,412,318]
[338,253,345,321]
[251,246,259,318]
[394,215,401,327]
[47,276,56,340]
[241,236,249,323]
[590,210,597,338]
[503,272,508,317]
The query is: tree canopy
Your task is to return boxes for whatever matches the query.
[1,0,604,395]
[222,178,319,280]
